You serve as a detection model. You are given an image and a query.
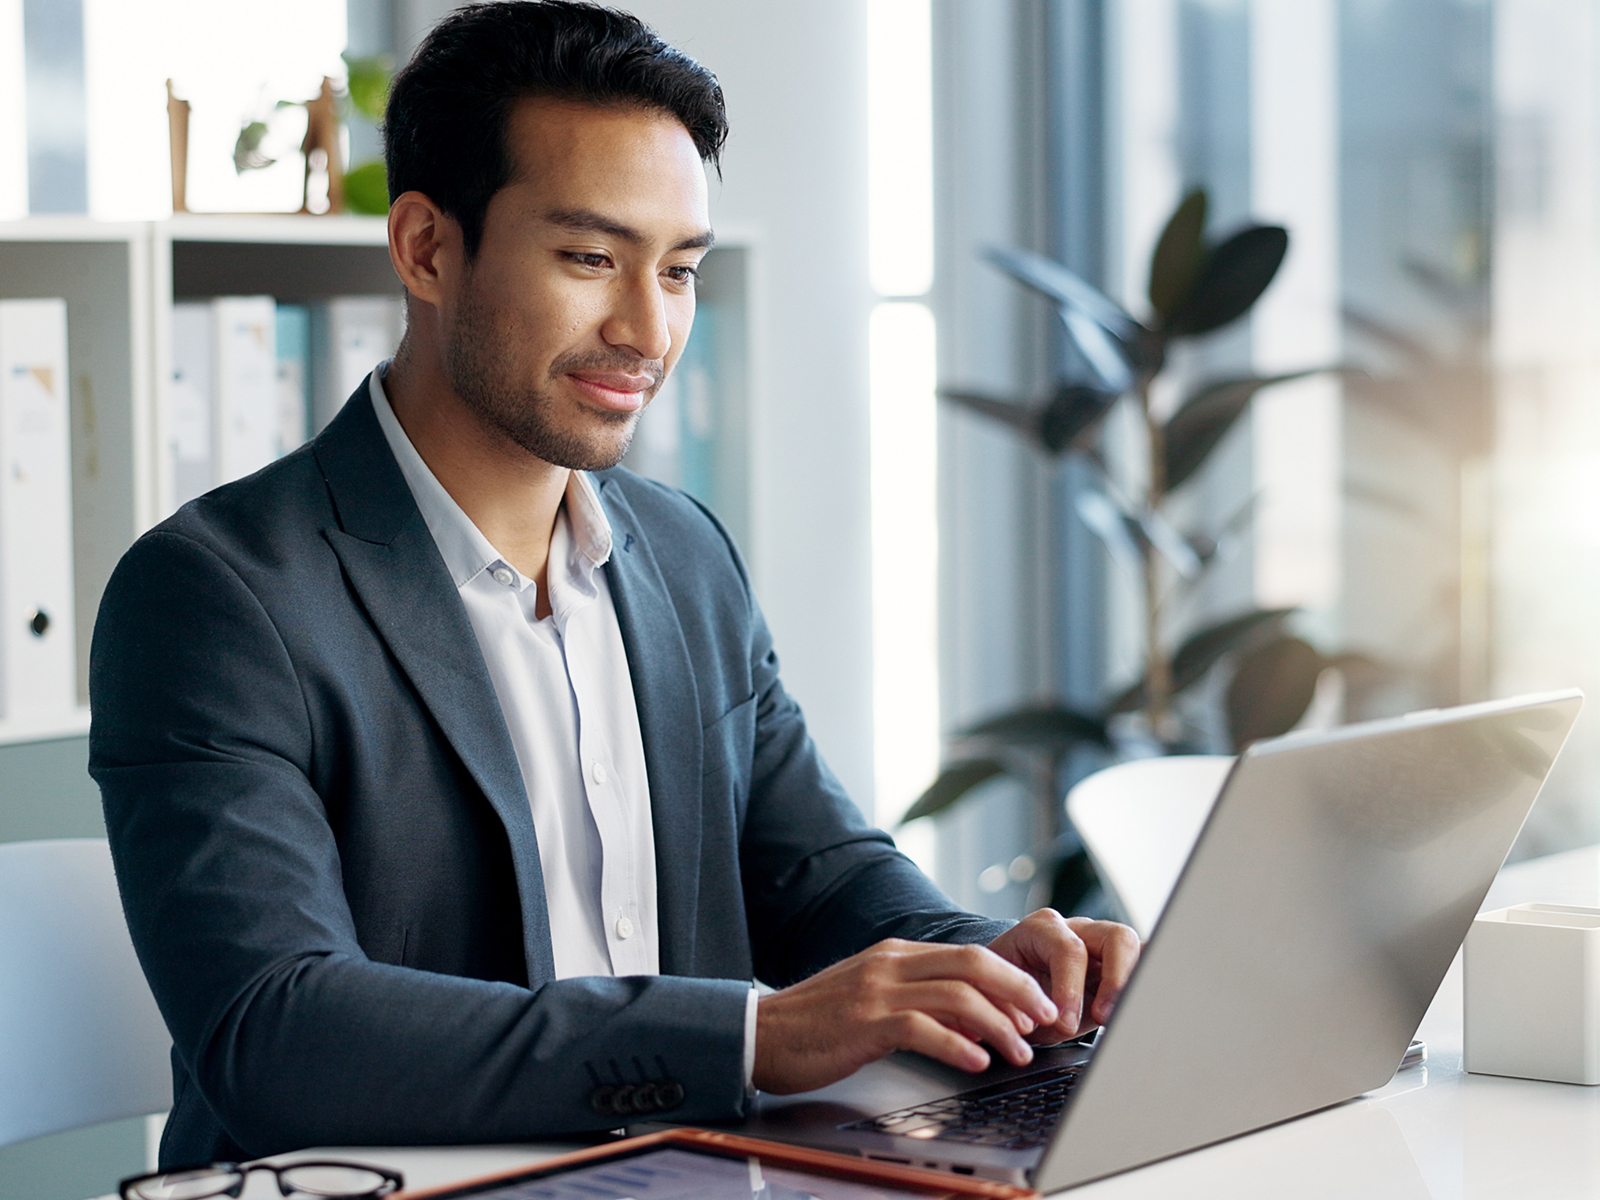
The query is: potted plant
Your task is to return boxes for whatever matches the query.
[908,188,1360,913]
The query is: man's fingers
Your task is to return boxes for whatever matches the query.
[892,980,1037,1066]
[1000,911,1089,1036]
[892,942,1059,1028]
[1047,927,1089,1036]
[1068,919,1142,1023]
[988,910,1149,1041]
[889,1010,992,1074]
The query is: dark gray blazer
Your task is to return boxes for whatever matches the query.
[89,388,1006,1166]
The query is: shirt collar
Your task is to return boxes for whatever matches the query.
[367,365,614,593]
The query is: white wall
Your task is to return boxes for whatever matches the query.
[0,0,27,218]
[399,0,879,813]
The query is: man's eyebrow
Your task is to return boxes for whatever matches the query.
[542,208,715,252]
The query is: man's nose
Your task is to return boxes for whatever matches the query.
[602,272,674,361]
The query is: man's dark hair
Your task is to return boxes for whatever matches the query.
[385,1,727,257]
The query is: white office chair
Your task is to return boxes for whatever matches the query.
[1065,755,1235,939]
[0,838,171,1147]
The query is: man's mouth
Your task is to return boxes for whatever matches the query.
[566,370,657,413]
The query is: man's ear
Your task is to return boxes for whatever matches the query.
[388,190,461,309]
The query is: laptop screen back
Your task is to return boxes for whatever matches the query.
[1036,691,1582,1191]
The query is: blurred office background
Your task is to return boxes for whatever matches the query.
[3,0,1600,1195]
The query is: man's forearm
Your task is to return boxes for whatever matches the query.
[187,955,751,1154]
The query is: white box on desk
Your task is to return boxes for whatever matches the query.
[1466,903,1600,1085]
[0,298,76,720]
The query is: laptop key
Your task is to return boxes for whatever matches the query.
[840,1064,1085,1149]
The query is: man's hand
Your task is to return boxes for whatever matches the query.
[986,909,1141,1044]
[751,913,1141,1096]
[753,939,1058,1095]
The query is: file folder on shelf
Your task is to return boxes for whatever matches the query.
[275,304,311,458]
[0,298,77,720]
[171,296,297,514]
[170,301,213,510]
[311,297,403,431]
[212,296,279,486]
[169,295,398,512]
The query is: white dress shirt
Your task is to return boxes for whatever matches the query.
[371,369,659,979]
[369,370,759,1084]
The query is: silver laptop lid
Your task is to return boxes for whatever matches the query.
[1036,690,1583,1192]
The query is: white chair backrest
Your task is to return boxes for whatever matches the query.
[0,838,171,1147]
[1066,755,1235,939]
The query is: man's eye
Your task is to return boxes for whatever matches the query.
[665,265,701,285]
[566,252,611,269]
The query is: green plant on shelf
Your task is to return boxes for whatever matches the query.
[342,51,395,216]
[911,187,1370,914]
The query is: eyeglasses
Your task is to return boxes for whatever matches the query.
[120,1159,404,1200]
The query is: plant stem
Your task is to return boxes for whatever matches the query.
[1142,375,1172,736]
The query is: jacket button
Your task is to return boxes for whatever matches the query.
[656,1081,684,1110]
[590,1086,616,1114]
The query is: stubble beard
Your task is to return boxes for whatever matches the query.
[443,282,661,473]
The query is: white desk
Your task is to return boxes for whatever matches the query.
[212,847,1600,1200]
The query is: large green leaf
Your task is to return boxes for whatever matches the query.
[1111,607,1295,712]
[1225,635,1324,749]
[1171,608,1296,691]
[899,758,1008,824]
[343,52,394,122]
[343,160,391,215]
[985,245,1143,341]
[1162,371,1320,492]
[1148,188,1209,321]
[939,388,1035,438]
[961,703,1110,749]
[1039,383,1119,453]
[940,384,1119,456]
[1167,225,1288,336]
[984,246,1146,389]
[1059,308,1134,394]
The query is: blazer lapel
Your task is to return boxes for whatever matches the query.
[598,480,706,977]
[313,389,557,981]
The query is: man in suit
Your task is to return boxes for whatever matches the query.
[90,1,1139,1167]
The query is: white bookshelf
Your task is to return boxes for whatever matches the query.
[0,706,92,747]
[0,215,396,736]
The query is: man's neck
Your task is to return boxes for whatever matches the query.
[383,352,568,613]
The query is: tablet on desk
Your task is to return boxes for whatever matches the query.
[399,1128,1037,1200]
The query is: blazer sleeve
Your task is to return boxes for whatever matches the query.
[90,529,750,1157]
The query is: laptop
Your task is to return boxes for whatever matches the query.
[686,691,1583,1191]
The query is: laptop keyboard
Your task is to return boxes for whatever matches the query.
[839,1064,1084,1150]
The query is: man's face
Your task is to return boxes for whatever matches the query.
[440,98,713,471]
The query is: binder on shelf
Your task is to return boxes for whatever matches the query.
[169,301,213,510]
[310,296,403,432]
[170,296,299,515]
[212,296,279,486]
[0,298,77,720]
[275,304,310,457]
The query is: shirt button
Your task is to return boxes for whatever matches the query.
[592,761,608,784]
[616,916,634,939]
[492,567,514,586]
